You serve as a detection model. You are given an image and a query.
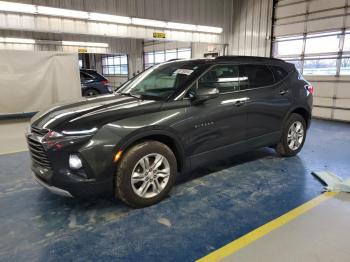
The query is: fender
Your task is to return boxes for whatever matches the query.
[283,104,312,129]
[114,125,188,172]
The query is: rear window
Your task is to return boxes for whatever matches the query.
[270,66,288,82]
[81,70,106,80]
[243,64,275,88]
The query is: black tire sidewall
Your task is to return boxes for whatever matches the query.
[116,141,177,207]
[280,113,307,156]
[83,89,99,96]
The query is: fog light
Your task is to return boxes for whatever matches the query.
[69,154,82,169]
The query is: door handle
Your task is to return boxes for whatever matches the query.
[279,90,289,95]
[220,97,250,106]
[234,97,250,107]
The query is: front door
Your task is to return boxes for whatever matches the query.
[184,64,249,165]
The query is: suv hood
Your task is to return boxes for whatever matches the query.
[31,94,162,131]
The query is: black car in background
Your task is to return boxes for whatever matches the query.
[27,56,313,207]
[80,69,113,96]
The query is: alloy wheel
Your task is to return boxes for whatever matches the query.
[131,153,170,198]
[287,121,304,151]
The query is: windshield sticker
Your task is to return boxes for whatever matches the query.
[173,69,194,75]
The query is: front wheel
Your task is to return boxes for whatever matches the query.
[275,113,306,157]
[115,141,177,208]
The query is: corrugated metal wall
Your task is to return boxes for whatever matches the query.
[0,0,274,77]
[3,0,272,54]
[9,0,224,27]
[273,0,350,122]
[224,0,273,57]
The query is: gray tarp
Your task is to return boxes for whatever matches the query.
[0,50,81,115]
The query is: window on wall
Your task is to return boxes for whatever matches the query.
[272,30,349,76]
[144,48,192,69]
[303,57,338,75]
[340,57,350,75]
[102,55,128,75]
[273,37,303,57]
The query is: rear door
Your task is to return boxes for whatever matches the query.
[240,64,293,146]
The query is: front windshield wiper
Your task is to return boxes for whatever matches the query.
[118,92,142,100]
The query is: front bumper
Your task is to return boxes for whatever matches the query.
[31,164,114,197]
[26,129,115,198]
[32,171,72,197]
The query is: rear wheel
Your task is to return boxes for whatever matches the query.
[115,140,177,208]
[275,113,306,157]
[83,89,100,97]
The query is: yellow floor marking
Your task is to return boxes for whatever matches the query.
[197,191,337,262]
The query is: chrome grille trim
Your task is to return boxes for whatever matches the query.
[27,135,51,169]
[31,126,49,137]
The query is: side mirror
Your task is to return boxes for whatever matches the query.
[190,86,219,104]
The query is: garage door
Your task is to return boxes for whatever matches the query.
[272,0,350,122]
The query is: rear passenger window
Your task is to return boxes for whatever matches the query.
[243,64,275,88]
[198,65,242,93]
[270,66,288,82]
[80,72,94,81]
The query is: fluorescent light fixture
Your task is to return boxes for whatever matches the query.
[89,13,131,24]
[0,1,36,13]
[197,25,223,34]
[167,22,197,31]
[62,41,108,48]
[37,6,89,19]
[132,18,167,28]
[0,37,35,44]
[0,1,223,34]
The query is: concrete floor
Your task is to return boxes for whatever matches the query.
[0,119,349,261]
[0,119,28,155]
[223,192,350,262]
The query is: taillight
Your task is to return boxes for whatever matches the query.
[101,80,109,85]
[305,85,314,95]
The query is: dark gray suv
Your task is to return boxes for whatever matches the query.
[26,56,313,207]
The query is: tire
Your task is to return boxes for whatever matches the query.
[83,89,100,97]
[275,113,306,157]
[115,140,177,208]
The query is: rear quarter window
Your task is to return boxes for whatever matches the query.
[243,64,275,88]
[270,66,288,82]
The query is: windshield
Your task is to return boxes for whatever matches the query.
[117,61,206,100]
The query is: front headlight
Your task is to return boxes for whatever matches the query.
[42,128,98,150]
[44,130,64,139]
[62,127,98,136]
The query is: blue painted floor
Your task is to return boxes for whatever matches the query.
[0,119,349,261]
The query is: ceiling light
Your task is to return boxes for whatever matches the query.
[89,13,131,24]
[167,22,197,31]
[37,6,89,19]
[0,37,35,44]
[197,25,223,34]
[0,1,223,34]
[0,1,36,13]
[62,41,108,48]
[132,18,167,28]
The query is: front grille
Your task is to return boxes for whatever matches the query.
[31,126,49,137]
[27,136,51,169]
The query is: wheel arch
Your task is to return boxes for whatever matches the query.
[83,87,100,96]
[117,129,186,172]
[285,106,311,129]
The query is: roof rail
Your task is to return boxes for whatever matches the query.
[215,56,284,62]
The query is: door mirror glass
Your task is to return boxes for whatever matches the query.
[191,86,219,104]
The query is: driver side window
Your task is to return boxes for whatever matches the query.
[198,65,241,93]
